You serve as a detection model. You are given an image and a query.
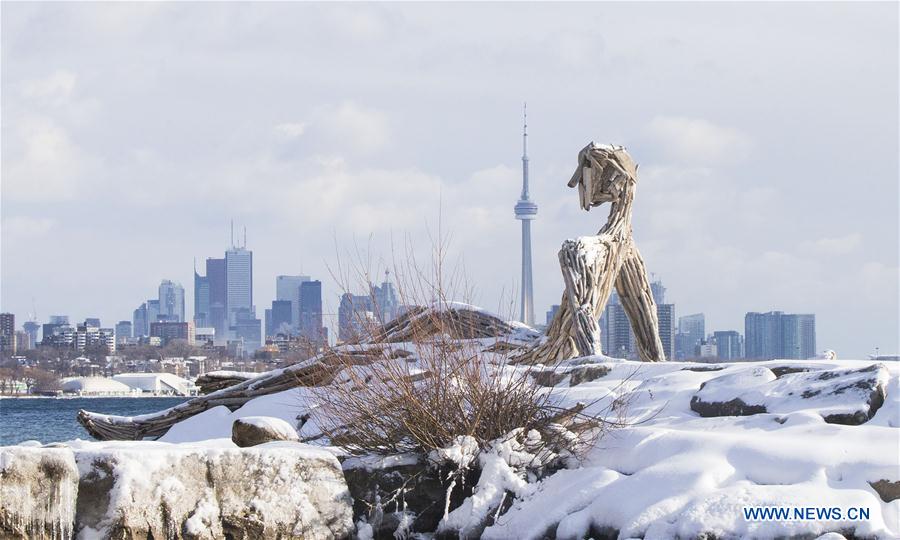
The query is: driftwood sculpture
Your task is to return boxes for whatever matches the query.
[518,143,665,364]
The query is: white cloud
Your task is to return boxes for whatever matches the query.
[20,70,77,106]
[316,102,391,153]
[275,122,307,139]
[647,116,752,164]
[803,233,863,256]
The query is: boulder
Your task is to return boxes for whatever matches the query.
[869,479,900,502]
[0,447,78,539]
[342,454,478,539]
[690,364,888,425]
[0,442,353,540]
[232,416,300,447]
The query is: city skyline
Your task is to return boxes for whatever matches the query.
[2,3,897,357]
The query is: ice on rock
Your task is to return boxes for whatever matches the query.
[0,447,78,540]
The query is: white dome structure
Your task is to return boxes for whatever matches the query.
[61,377,134,396]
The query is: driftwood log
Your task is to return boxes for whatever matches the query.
[77,305,537,441]
[517,143,665,364]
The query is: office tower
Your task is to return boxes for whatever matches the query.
[546,305,560,326]
[276,275,310,332]
[194,266,210,328]
[133,303,148,337]
[650,280,666,305]
[159,279,185,323]
[0,313,15,352]
[231,309,261,354]
[49,315,69,325]
[84,318,101,328]
[371,271,399,324]
[714,330,743,360]
[745,311,816,360]
[676,313,705,359]
[147,300,161,326]
[513,104,538,326]
[226,247,253,327]
[23,321,40,349]
[657,304,676,360]
[270,300,293,337]
[206,257,227,339]
[299,280,324,345]
[115,321,133,343]
[338,293,373,343]
[150,321,195,345]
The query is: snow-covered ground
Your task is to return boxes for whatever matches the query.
[152,356,898,539]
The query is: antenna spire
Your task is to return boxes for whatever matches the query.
[243,226,247,248]
[230,220,234,248]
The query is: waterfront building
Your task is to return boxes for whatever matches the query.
[745,311,816,359]
[657,304,676,360]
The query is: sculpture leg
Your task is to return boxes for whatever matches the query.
[558,235,625,357]
[615,245,666,362]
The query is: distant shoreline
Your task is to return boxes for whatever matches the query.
[0,394,193,399]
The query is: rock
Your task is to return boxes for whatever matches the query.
[1,442,353,540]
[531,364,611,387]
[690,364,889,425]
[0,447,78,539]
[232,416,300,447]
[869,479,900,502]
[342,454,477,539]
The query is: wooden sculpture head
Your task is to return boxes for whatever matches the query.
[567,142,638,211]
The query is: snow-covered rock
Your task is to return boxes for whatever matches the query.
[0,441,354,540]
[0,446,78,539]
[691,363,889,424]
[232,416,300,447]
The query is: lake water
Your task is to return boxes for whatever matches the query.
[0,397,190,445]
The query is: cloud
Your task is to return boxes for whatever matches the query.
[275,122,307,139]
[317,102,391,153]
[3,116,97,201]
[647,116,752,164]
[20,70,77,106]
[803,233,863,256]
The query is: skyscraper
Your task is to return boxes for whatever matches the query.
[159,279,185,322]
[146,299,161,327]
[676,313,705,359]
[513,104,537,326]
[714,330,743,360]
[745,311,816,360]
[338,293,373,343]
[299,280,324,345]
[371,271,399,324]
[115,320,133,343]
[133,303,148,338]
[194,265,210,328]
[657,304,675,360]
[23,321,40,349]
[270,300,293,337]
[276,275,310,333]
[0,313,15,352]
[206,257,227,339]
[226,247,253,328]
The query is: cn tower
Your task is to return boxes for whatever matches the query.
[514,104,538,326]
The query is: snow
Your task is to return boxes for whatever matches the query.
[235,416,300,441]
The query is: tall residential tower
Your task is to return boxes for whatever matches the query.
[514,104,537,326]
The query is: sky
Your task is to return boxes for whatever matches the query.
[2,2,897,358]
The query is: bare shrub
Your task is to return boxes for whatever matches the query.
[307,235,627,461]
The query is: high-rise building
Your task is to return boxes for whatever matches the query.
[745,311,816,360]
[299,280,325,345]
[159,280,185,323]
[371,272,399,324]
[0,313,15,352]
[49,315,69,325]
[546,305,560,326]
[338,293,373,343]
[206,257,227,340]
[133,303,148,338]
[650,280,666,305]
[147,300,161,326]
[657,304,675,360]
[714,330,743,360]
[194,267,210,328]
[231,309,261,354]
[513,105,538,326]
[226,247,253,328]
[676,313,705,359]
[84,318,101,328]
[269,300,293,337]
[276,275,310,333]
[115,321,133,343]
[150,321,195,345]
[23,321,40,349]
